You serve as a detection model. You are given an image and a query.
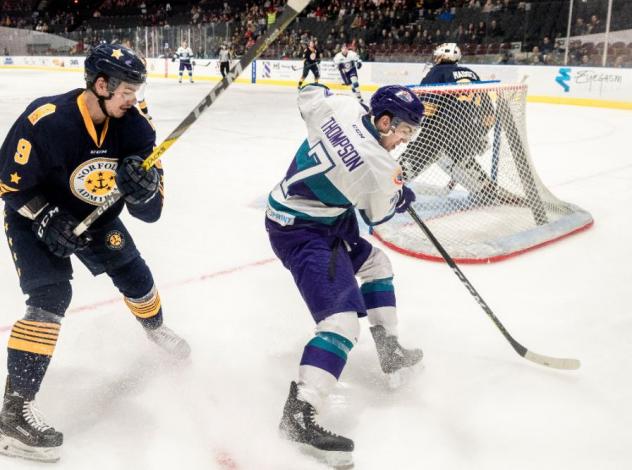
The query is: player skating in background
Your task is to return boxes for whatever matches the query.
[297,39,321,89]
[173,40,194,83]
[333,43,364,103]
[266,84,424,467]
[0,43,190,463]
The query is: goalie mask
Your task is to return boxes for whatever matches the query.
[433,42,462,64]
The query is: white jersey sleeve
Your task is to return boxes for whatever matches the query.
[267,84,402,227]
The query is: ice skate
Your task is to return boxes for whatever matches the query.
[145,324,191,359]
[0,383,62,463]
[279,381,354,469]
[370,325,423,388]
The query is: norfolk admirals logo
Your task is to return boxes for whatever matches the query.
[70,157,119,206]
[105,230,125,250]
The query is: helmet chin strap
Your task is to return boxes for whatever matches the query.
[88,77,118,118]
[374,116,396,139]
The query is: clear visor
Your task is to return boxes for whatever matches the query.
[111,82,145,102]
[390,117,420,143]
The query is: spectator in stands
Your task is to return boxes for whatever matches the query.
[613,55,624,68]
[488,19,504,39]
[498,49,515,64]
[572,17,588,36]
[529,46,542,64]
[588,14,601,34]
[540,36,553,55]
[475,20,487,44]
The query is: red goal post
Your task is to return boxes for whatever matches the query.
[372,81,593,263]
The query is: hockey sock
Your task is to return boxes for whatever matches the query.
[124,285,163,329]
[7,313,61,400]
[299,331,354,381]
[361,277,398,336]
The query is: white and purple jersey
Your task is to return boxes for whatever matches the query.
[267,84,403,230]
[174,46,193,68]
[333,50,361,85]
[175,46,193,63]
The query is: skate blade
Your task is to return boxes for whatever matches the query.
[298,444,354,469]
[0,434,60,463]
[386,362,424,390]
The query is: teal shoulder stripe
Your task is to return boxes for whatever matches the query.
[361,277,394,294]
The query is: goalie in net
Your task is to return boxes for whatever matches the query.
[373,46,593,263]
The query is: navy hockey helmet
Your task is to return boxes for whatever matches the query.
[84,43,146,87]
[370,85,424,127]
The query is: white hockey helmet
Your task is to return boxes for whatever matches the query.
[433,43,462,64]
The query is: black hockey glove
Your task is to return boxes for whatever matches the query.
[395,185,416,213]
[356,61,362,69]
[32,205,92,258]
[116,155,160,205]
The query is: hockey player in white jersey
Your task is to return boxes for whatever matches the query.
[266,84,424,467]
[173,40,194,83]
[333,44,363,103]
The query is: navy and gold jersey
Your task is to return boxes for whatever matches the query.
[0,88,163,226]
[303,47,321,66]
[421,63,481,85]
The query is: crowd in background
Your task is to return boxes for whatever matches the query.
[1,0,631,67]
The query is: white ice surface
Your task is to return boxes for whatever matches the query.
[0,69,631,470]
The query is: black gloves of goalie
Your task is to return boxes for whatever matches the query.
[116,155,160,205]
[395,185,416,213]
[33,205,92,258]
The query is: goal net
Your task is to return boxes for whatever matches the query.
[372,82,593,263]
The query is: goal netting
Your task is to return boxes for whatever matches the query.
[372,82,593,263]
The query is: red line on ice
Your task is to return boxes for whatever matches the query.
[0,258,276,333]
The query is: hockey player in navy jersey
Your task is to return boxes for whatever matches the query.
[0,43,190,463]
[333,44,364,103]
[266,84,424,467]
[297,39,321,89]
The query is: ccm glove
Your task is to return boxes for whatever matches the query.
[395,185,416,213]
[116,155,160,205]
[33,206,92,258]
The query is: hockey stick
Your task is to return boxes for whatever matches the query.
[73,0,311,236]
[406,206,580,370]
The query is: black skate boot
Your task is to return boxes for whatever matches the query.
[370,325,423,388]
[279,381,354,469]
[145,324,191,360]
[0,379,63,463]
